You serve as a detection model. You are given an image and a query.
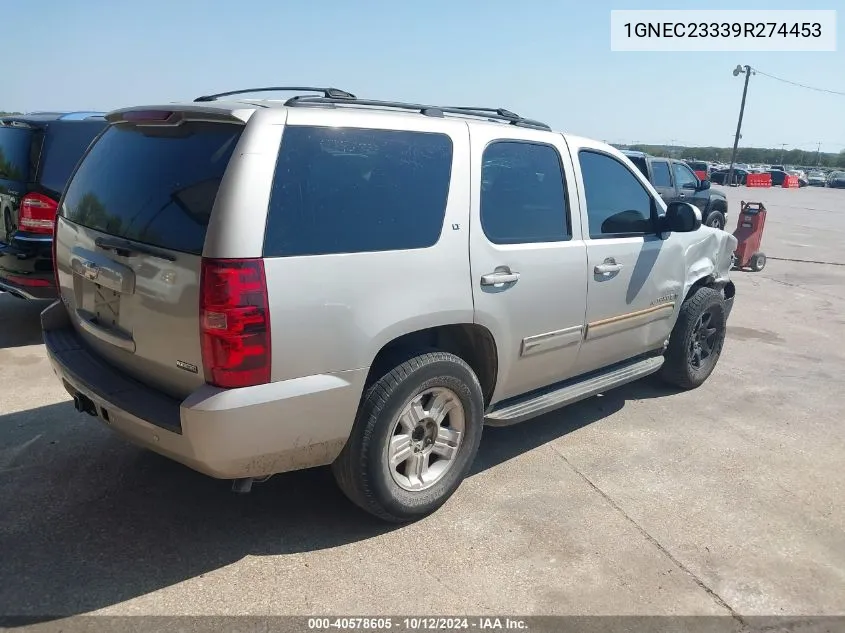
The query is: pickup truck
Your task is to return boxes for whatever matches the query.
[623,151,728,230]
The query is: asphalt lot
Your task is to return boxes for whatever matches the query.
[1,185,844,621]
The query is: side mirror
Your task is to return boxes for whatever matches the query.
[697,179,711,190]
[661,201,701,233]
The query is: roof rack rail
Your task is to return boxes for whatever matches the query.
[194,86,356,103]
[446,106,520,119]
[284,96,551,131]
[442,106,550,130]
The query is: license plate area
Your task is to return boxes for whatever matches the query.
[94,283,121,328]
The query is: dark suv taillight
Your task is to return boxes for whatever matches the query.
[20,193,58,234]
[199,258,271,389]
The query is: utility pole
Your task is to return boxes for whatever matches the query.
[728,65,752,187]
[779,143,788,164]
[816,142,822,166]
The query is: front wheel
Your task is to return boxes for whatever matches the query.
[750,252,766,272]
[704,210,726,230]
[332,352,484,522]
[660,287,727,390]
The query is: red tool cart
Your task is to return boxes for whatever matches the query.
[731,201,767,271]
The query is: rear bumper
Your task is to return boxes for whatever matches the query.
[42,301,365,479]
[0,235,57,300]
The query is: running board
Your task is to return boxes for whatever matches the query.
[484,355,664,427]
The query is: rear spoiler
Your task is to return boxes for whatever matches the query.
[106,105,255,126]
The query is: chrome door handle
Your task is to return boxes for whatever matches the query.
[594,263,623,275]
[678,193,686,198]
[481,271,520,286]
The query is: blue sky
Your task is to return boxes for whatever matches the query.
[6,0,844,151]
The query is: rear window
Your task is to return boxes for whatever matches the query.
[0,126,33,182]
[651,161,672,187]
[39,120,107,195]
[61,122,242,255]
[264,126,453,257]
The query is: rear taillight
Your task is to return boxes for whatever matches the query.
[199,258,271,389]
[20,193,58,234]
[5,274,51,287]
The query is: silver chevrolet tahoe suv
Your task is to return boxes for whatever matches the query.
[42,87,737,522]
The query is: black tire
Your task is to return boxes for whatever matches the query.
[660,287,727,390]
[704,210,726,230]
[750,252,766,272]
[332,351,484,522]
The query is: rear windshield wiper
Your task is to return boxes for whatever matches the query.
[94,236,177,262]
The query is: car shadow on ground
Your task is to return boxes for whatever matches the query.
[0,378,676,620]
[0,294,51,349]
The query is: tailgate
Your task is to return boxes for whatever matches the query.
[55,118,244,399]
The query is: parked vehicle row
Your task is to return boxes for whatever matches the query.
[708,167,820,188]
[684,160,844,188]
[0,112,107,298]
[29,87,738,521]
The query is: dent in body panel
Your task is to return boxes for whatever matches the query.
[680,227,739,299]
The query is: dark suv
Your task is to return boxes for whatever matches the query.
[0,112,106,299]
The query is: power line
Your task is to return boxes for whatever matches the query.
[752,68,845,97]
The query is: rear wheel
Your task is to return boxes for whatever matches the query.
[660,287,727,390]
[332,352,484,522]
[750,252,766,272]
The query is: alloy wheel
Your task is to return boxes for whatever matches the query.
[689,310,719,370]
[388,387,465,491]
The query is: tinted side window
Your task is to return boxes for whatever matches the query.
[39,121,107,195]
[480,141,568,244]
[673,163,698,188]
[63,122,242,255]
[264,126,453,257]
[579,150,654,238]
[629,157,649,178]
[652,161,672,187]
[0,126,33,182]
